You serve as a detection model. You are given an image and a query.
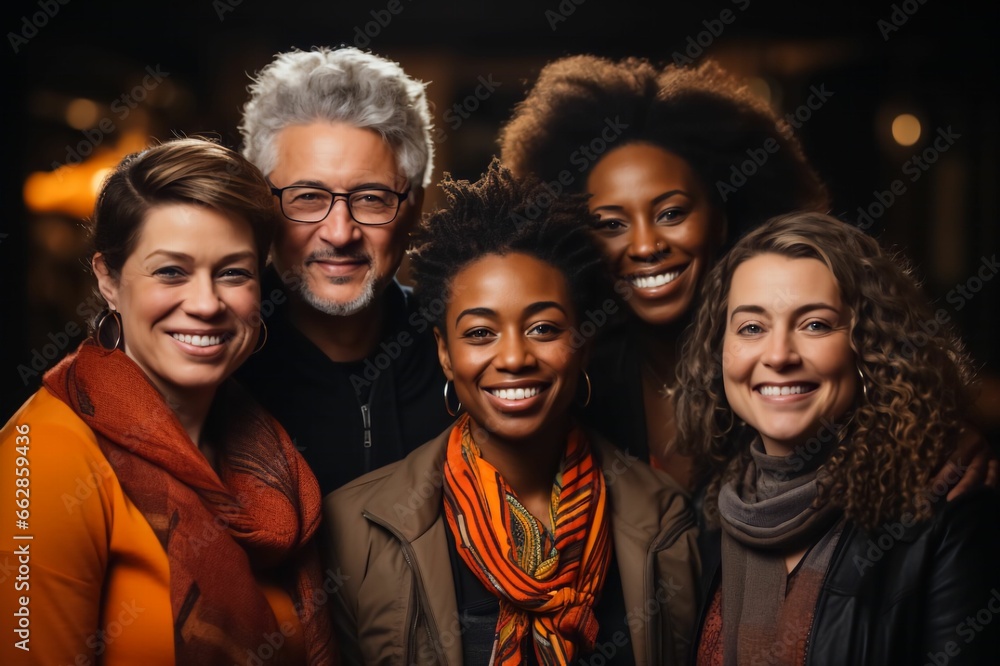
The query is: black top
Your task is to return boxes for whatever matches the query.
[235,268,454,494]
[445,521,636,664]
[583,323,651,465]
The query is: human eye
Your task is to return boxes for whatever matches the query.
[286,188,331,210]
[590,216,627,233]
[462,327,496,341]
[735,322,764,336]
[153,266,186,281]
[219,267,255,283]
[351,189,395,210]
[527,322,563,338]
[804,319,833,333]
[655,206,688,225]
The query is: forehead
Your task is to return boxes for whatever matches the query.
[586,143,704,199]
[728,254,842,311]
[270,121,403,187]
[447,253,573,317]
[128,203,255,258]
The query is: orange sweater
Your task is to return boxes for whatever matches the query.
[0,388,304,665]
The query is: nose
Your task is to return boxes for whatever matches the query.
[761,329,801,370]
[627,219,667,261]
[317,197,362,247]
[494,331,535,372]
[183,274,225,319]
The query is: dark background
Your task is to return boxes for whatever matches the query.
[2,0,998,442]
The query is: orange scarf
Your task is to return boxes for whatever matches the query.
[44,340,336,665]
[443,414,611,664]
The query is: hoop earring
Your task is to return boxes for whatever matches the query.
[252,321,268,354]
[443,380,462,417]
[718,409,735,436]
[856,365,869,401]
[95,309,123,350]
[582,370,592,408]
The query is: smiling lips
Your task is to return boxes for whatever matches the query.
[488,386,541,401]
[171,332,229,348]
[627,264,687,290]
[756,383,818,397]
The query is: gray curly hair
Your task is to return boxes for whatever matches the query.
[239,46,435,188]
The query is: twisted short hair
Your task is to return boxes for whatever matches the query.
[499,55,828,246]
[408,158,612,336]
[92,136,276,278]
[675,211,973,530]
[240,46,434,188]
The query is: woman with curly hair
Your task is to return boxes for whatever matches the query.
[499,55,829,490]
[674,211,1000,665]
[324,160,700,665]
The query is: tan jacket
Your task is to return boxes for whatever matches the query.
[323,427,701,665]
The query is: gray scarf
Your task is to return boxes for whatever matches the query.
[717,439,843,666]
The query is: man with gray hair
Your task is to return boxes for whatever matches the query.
[236,46,452,494]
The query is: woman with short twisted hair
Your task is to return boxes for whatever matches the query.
[324,160,700,665]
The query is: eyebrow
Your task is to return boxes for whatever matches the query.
[729,302,841,322]
[454,301,569,326]
[145,250,257,264]
[592,189,688,213]
[283,179,399,191]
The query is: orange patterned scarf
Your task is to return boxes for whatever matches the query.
[443,414,612,664]
[44,340,337,665]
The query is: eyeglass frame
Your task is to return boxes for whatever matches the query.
[269,183,412,226]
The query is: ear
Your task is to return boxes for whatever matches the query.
[433,326,454,381]
[92,253,120,309]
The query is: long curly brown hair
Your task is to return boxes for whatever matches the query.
[675,211,973,531]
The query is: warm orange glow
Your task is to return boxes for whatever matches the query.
[24,131,150,220]
[66,98,100,130]
[892,113,921,146]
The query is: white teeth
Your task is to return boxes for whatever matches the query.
[490,387,540,401]
[172,333,223,347]
[630,270,681,289]
[758,385,811,396]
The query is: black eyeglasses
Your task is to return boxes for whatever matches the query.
[270,185,410,225]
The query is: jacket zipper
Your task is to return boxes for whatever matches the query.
[360,403,372,472]
[363,511,447,664]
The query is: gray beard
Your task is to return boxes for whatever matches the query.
[292,270,378,317]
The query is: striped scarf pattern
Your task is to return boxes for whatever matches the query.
[443,414,612,665]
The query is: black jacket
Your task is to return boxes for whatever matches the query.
[694,488,1000,665]
[236,269,454,494]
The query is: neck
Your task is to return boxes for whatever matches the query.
[289,292,386,362]
[472,419,569,507]
[632,317,685,383]
[161,385,215,448]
